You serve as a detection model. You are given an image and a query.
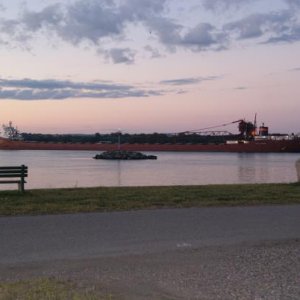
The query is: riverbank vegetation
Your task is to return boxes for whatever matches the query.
[0,183,300,216]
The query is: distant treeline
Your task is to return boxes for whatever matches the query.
[21,132,240,144]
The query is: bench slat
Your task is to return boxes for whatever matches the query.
[0,181,26,184]
[0,170,27,172]
[0,166,28,170]
[0,170,28,174]
[0,174,28,178]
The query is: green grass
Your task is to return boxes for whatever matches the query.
[0,183,300,216]
[0,278,112,300]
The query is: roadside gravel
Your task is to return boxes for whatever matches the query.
[1,239,299,299]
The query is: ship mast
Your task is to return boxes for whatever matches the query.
[253,113,257,136]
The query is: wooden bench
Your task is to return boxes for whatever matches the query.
[0,165,28,192]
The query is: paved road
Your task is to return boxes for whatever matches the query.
[1,205,300,264]
[1,205,300,299]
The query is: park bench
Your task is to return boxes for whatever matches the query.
[0,165,28,192]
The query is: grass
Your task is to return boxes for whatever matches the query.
[0,183,300,216]
[0,278,111,300]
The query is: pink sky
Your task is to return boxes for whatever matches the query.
[0,0,299,134]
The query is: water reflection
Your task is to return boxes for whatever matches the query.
[237,153,270,183]
[116,161,121,186]
[0,150,298,189]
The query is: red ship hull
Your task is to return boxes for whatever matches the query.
[1,138,300,152]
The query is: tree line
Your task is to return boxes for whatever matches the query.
[21,132,240,144]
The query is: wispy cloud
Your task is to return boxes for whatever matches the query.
[289,67,300,71]
[0,78,162,100]
[202,0,259,11]
[160,76,221,86]
[234,86,248,90]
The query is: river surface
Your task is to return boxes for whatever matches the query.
[0,150,299,189]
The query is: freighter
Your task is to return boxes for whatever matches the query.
[0,118,299,153]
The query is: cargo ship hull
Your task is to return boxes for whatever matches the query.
[1,138,300,152]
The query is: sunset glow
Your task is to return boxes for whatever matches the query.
[0,0,299,134]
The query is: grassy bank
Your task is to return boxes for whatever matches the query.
[0,183,300,216]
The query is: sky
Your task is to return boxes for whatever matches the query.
[0,0,299,134]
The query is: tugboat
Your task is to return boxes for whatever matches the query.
[93,150,157,160]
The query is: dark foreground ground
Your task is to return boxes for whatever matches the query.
[1,206,300,299]
[1,240,299,299]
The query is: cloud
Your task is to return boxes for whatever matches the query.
[201,0,299,12]
[0,0,299,60]
[58,1,125,45]
[35,0,169,47]
[0,0,226,56]
[264,23,300,44]
[0,0,179,62]
[144,18,227,51]
[103,48,136,64]
[160,76,221,86]
[0,78,162,100]
[289,67,300,71]
[21,4,62,32]
[224,10,298,43]
[181,23,227,51]
[144,45,162,58]
[285,0,300,9]
[142,15,183,50]
[234,86,248,90]
[202,0,257,11]
[121,0,168,20]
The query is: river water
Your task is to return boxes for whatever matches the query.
[0,150,299,189]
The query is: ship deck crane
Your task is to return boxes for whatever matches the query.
[179,119,242,135]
